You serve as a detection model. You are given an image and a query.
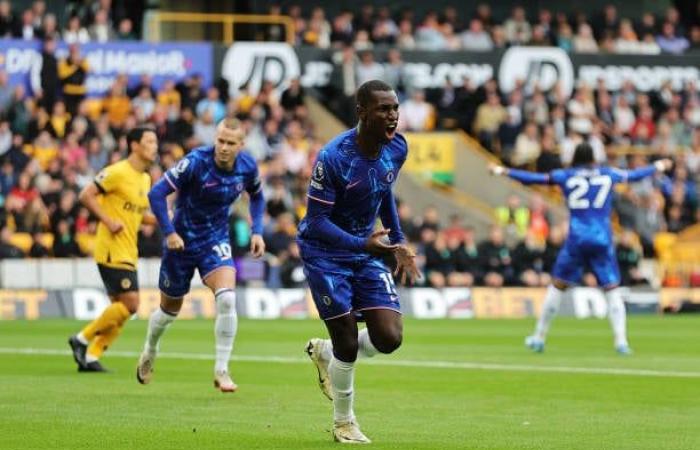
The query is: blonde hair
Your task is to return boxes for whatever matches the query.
[218,117,241,131]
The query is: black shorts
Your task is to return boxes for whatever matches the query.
[97,264,139,296]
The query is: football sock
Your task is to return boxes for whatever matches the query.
[534,285,564,341]
[357,328,379,358]
[86,323,123,362]
[144,306,176,355]
[214,288,238,373]
[80,302,131,342]
[76,332,88,345]
[606,287,628,347]
[329,356,355,423]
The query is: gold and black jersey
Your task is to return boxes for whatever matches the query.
[93,160,151,270]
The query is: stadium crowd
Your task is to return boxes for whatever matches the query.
[0,0,696,288]
[278,3,700,55]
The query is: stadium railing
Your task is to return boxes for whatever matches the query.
[143,11,294,44]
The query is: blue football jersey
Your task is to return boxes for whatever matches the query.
[550,166,629,246]
[297,128,408,257]
[163,146,261,252]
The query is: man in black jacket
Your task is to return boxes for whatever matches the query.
[31,37,59,112]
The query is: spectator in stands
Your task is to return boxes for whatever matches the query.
[511,122,541,167]
[63,15,89,44]
[451,226,481,285]
[132,86,157,122]
[29,231,49,257]
[383,49,406,97]
[372,6,398,45]
[514,230,550,287]
[415,11,446,50]
[460,18,493,51]
[656,22,689,54]
[7,171,47,233]
[496,194,529,241]
[52,218,82,257]
[330,10,354,46]
[303,7,331,48]
[280,241,306,288]
[399,89,435,131]
[504,6,532,45]
[573,23,599,53]
[473,92,506,151]
[193,109,216,146]
[0,226,24,258]
[14,9,38,40]
[355,51,384,87]
[479,226,514,287]
[58,44,88,117]
[281,78,305,113]
[280,119,310,175]
[265,212,296,256]
[196,87,226,124]
[0,0,14,38]
[424,230,453,288]
[7,85,30,136]
[31,37,59,113]
[88,9,114,42]
[137,223,162,258]
[397,201,420,242]
[117,18,136,40]
[0,70,12,115]
[353,29,373,51]
[593,4,619,41]
[396,19,416,50]
[616,229,647,285]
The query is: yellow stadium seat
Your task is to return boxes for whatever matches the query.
[654,232,677,260]
[8,232,32,253]
[39,233,54,249]
[75,232,96,256]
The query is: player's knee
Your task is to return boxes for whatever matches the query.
[160,296,183,315]
[334,343,359,363]
[374,329,402,354]
[215,289,237,316]
[119,294,139,315]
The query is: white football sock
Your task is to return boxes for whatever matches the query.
[144,306,176,355]
[329,356,355,423]
[606,287,628,347]
[214,288,238,373]
[76,332,88,345]
[358,328,379,358]
[534,285,564,341]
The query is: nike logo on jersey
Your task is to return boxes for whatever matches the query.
[346,180,361,189]
[204,181,219,188]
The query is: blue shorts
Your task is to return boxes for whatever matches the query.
[552,242,620,288]
[159,241,234,297]
[302,254,401,320]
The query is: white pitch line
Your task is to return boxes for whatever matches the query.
[1,347,699,379]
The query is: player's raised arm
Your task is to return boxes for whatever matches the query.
[615,158,673,183]
[489,163,551,185]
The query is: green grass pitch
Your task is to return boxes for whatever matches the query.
[1,317,699,449]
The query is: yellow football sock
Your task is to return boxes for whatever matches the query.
[86,323,124,360]
[80,302,131,342]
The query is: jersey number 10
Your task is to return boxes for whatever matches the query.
[565,175,612,209]
[213,243,233,260]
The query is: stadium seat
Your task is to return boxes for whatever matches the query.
[8,232,32,253]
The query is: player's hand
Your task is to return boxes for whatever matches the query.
[654,159,673,172]
[166,232,185,251]
[106,218,124,234]
[393,244,421,285]
[489,164,507,176]
[365,229,399,255]
[250,234,265,258]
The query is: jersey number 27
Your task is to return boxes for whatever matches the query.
[566,175,612,209]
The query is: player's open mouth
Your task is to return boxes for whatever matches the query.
[385,123,397,138]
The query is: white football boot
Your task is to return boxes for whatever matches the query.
[305,338,332,400]
[136,351,156,385]
[333,420,371,444]
[214,370,238,393]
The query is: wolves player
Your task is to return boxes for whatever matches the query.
[136,118,265,392]
[491,143,671,354]
[301,80,420,444]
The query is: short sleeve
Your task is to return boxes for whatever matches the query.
[94,165,121,193]
[307,151,336,206]
[163,155,196,191]
[549,169,566,186]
